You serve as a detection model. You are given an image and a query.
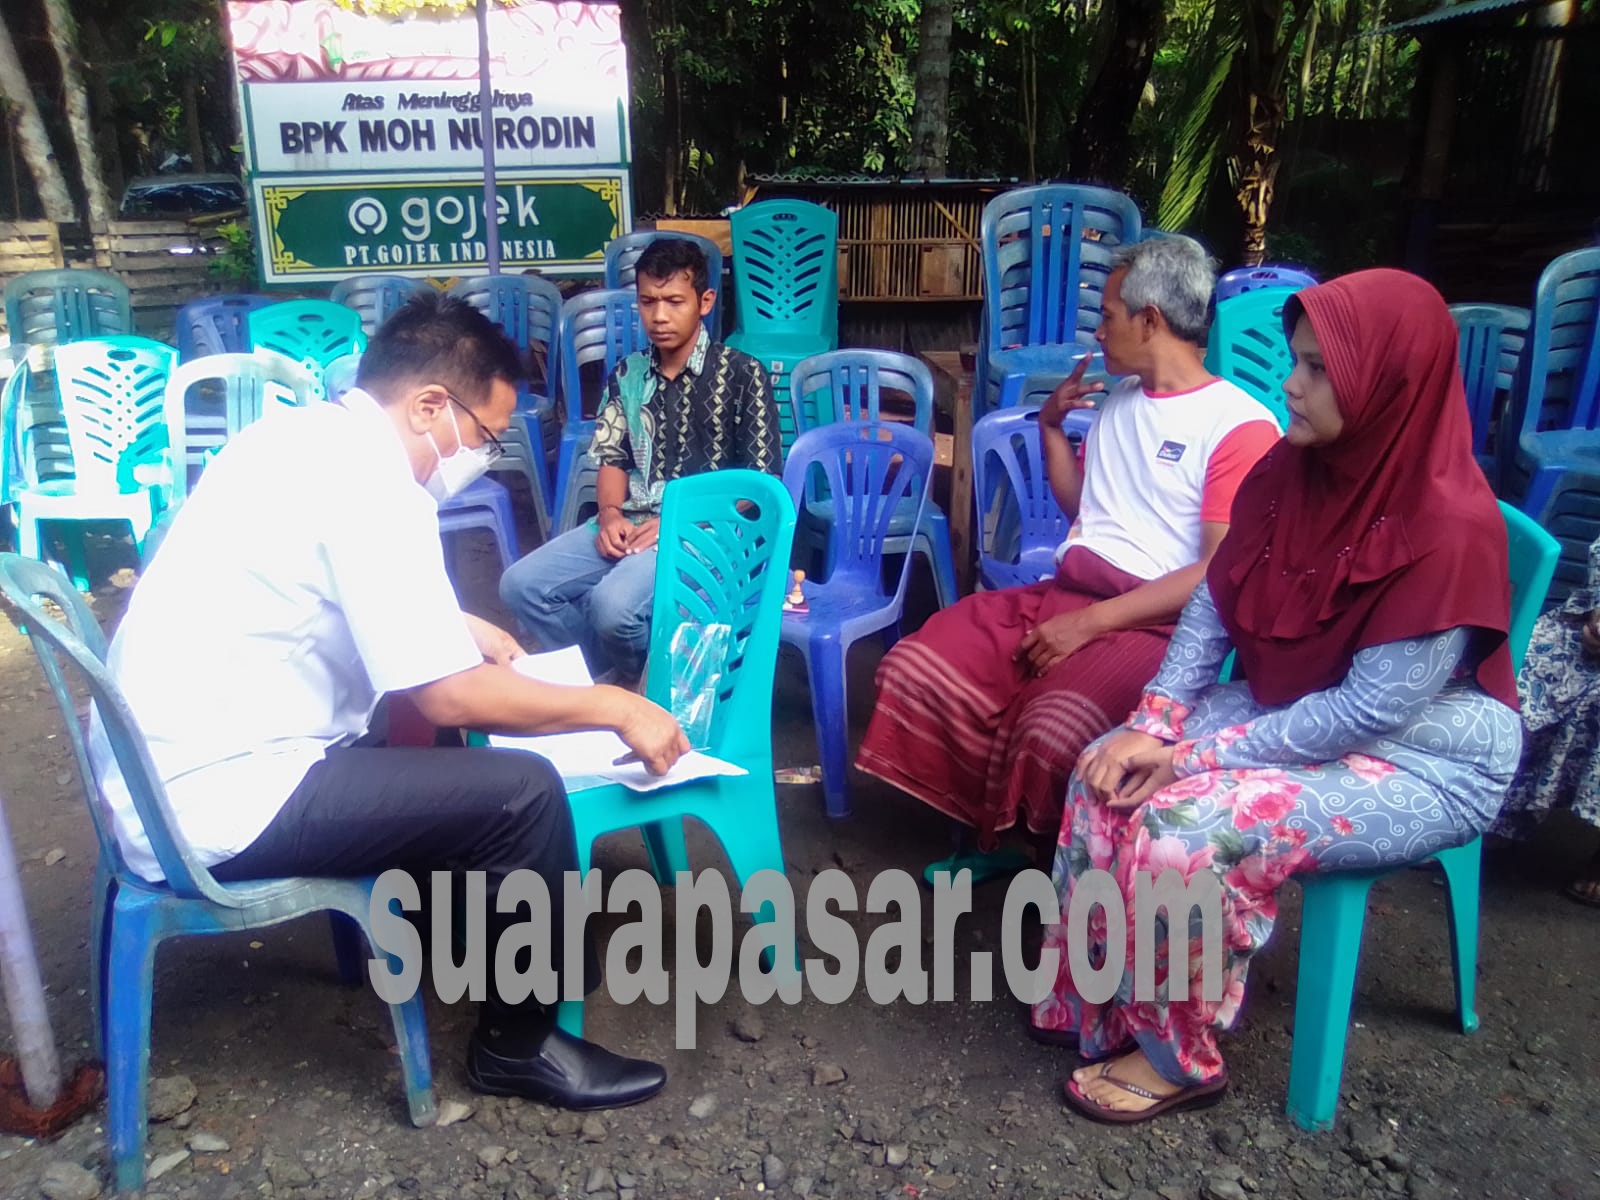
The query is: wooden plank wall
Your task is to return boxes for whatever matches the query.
[0,219,232,348]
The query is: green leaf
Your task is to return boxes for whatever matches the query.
[1207,825,1248,869]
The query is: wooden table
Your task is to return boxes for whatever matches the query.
[919,350,976,597]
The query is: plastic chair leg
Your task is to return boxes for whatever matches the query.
[105,906,158,1193]
[642,819,691,885]
[1286,873,1375,1131]
[805,639,852,819]
[1435,837,1482,1034]
[489,513,518,573]
[710,786,800,981]
[1520,466,1560,522]
[329,911,367,987]
[556,997,585,1038]
[915,522,959,610]
[88,863,113,1056]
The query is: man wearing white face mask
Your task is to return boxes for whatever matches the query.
[90,292,683,1112]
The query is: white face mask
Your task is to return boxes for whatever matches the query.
[423,402,496,502]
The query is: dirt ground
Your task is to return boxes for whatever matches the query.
[0,529,1597,1200]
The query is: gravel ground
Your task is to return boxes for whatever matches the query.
[1,530,1596,1200]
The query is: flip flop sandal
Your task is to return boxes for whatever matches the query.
[1062,1061,1229,1125]
[921,846,1032,889]
[1026,1023,1135,1065]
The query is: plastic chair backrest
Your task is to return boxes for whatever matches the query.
[1519,247,1600,440]
[782,421,934,609]
[604,231,725,337]
[1205,286,1297,430]
[1500,500,1560,672]
[246,300,367,397]
[972,407,1071,586]
[1450,303,1530,466]
[50,336,176,496]
[3,268,133,349]
[447,275,564,398]
[0,554,237,904]
[1216,265,1318,302]
[729,200,839,337]
[162,350,314,501]
[788,349,934,438]
[642,470,797,764]
[980,184,1142,356]
[558,288,646,424]
[174,295,272,360]
[330,275,432,336]
[324,352,361,403]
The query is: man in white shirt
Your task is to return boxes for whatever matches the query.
[91,293,684,1111]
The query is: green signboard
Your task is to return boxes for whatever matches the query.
[258,174,624,279]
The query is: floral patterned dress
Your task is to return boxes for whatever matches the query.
[1492,535,1600,839]
[1031,581,1522,1086]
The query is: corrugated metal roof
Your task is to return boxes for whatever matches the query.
[1369,0,1543,36]
[746,173,1020,186]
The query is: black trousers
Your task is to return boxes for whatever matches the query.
[212,744,600,1021]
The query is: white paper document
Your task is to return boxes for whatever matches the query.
[488,647,748,793]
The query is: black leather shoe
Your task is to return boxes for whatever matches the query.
[466,1026,666,1110]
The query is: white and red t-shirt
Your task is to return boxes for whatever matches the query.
[1060,376,1280,580]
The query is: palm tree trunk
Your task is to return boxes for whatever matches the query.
[0,12,73,220]
[908,0,954,174]
[41,0,112,226]
[1068,0,1167,185]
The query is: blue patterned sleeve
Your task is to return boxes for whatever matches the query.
[1126,581,1233,741]
[1174,627,1472,775]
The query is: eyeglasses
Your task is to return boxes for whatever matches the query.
[445,392,506,464]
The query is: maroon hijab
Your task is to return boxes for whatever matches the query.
[1206,268,1518,710]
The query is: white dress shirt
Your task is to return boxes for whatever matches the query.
[89,388,482,881]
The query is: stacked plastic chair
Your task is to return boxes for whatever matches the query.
[3,268,132,350]
[788,350,957,610]
[1204,285,1300,431]
[977,184,1142,412]
[246,299,367,400]
[2,336,176,588]
[781,423,935,819]
[173,295,271,360]
[1450,302,1531,484]
[1511,247,1600,520]
[726,199,839,440]
[330,274,433,336]
[604,230,724,338]
[0,555,436,1192]
[972,407,1073,590]
[1284,502,1558,1131]
[553,288,647,531]
[161,351,317,502]
[1216,264,1318,302]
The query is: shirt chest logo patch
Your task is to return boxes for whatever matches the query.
[1156,440,1188,464]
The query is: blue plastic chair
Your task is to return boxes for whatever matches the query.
[788,350,956,611]
[546,469,799,1036]
[1205,286,1298,430]
[3,268,132,349]
[978,184,1142,412]
[1525,469,1600,609]
[161,350,316,502]
[331,275,433,336]
[1285,501,1558,1132]
[0,554,436,1193]
[246,300,367,401]
[604,230,724,338]
[780,422,936,819]
[1450,303,1531,484]
[554,288,646,531]
[727,199,839,410]
[437,475,519,572]
[1512,248,1600,521]
[173,295,271,360]
[972,407,1072,590]
[1216,264,1318,302]
[3,336,176,589]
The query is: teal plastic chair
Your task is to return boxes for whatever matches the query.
[1285,502,1558,1132]
[3,268,132,349]
[1204,286,1301,431]
[548,469,799,1037]
[4,336,176,589]
[726,199,839,413]
[0,554,436,1193]
[161,350,316,502]
[246,300,367,400]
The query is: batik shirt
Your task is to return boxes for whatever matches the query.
[589,328,781,517]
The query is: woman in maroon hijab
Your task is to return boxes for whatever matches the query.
[1029,269,1523,1123]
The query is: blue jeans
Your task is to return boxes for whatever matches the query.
[499,523,657,680]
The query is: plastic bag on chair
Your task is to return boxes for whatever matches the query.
[669,622,731,750]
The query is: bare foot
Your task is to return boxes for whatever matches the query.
[1069,1048,1187,1115]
